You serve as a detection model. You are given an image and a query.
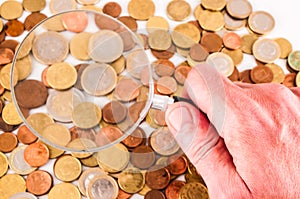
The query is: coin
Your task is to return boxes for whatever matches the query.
[288,51,300,71]
[94,13,120,31]
[239,69,254,83]
[78,168,106,196]
[24,142,49,167]
[67,138,96,158]
[153,59,175,77]
[26,113,54,134]
[265,63,285,83]
[206,52,235,77]
[41,123,71,147]
[145,165,171,190]
[80,155,98,167]
[241,34,258,54]
[77,0,100,5]
[111,55,126,75]
[46,88,85,122]
[70,32,91,59]
[172,23,201,49]
[296,72,300,87]
[54,155,82,182]
[198,10,224,31]
[24,13,47,31]
[0,174,26,199]
[0,152,8,177]
[17,125,38,145]
[26,170,52,195]
[2,102,23,125]
[9,192,37,199]
[22,0,46,12]
[221,48,244,66]
[72,102,102,129]
[95,143,129,173]
[88,30,123,63]
[223,32,242,50]
[70,126,96,141]
[202,0,226,11]
[250,65,274,83]
[4,20,24,37]
[0,48,14,65]
[151,44,176,60]
[228,66,240,82]
[226,0,252,19]
[118,189,132,199]
[128,0,155,20]
[42,15,65,32]
[114,77,140,102]
[126,49,149,79]
[149,30,172,51]
[131,145,155,169]
[0,39,19,52]
[38,140,65,159]
[180,182,209,199]
[166,0,191,21]
[49,183,81,199]
[49,0,77,14]
[102,101,127,124]
[248,11,275,35]
[87,174,119,199]
[81,63,117,96]
[118,168,145,193]
[167,154,188,175]
[122,127,146,148]
[0,63,18,90]
[283,73,296,87]
[11,55,32,81]
[149,127,180,156]
[117,27,136,51]
[153,109,167,126]
[145,190,166,199]
[0,1,23,20]
[146,16,169,34]
[252,38,281,63]
[200,32,223,53]
[0,132,18,153]
[189,43,209,62]
[103,2,122,18]
[224,13,246,31]
[157,76,177,95]
[32,31,68,65]
[165,180,185,199]
[61,11,88,33]
[274,38,292,59]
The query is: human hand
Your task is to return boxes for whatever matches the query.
[165,63,300,198]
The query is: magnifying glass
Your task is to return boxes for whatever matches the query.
[10,10,198,153]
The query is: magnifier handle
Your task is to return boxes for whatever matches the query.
[152,94,196,111]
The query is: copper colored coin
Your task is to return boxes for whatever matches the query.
[0,132,18,153]
[0,31,5,43]
[69,126,96,141]
[200,32,223,53]
[140,66,150,86]
[41,67,51,87]
[131,145,156,169]
[151,44,176,60]
[0,117,16,132]
[145,190,166,199]
[102,101,127,124]
[228,66,240,82]
[145,165,171,190]
[4,20,24,37]
[157,76,177,95]
[0,39,19,52]
[166,155,188,175]
[15,80,48,109]
[165,180,186,199]
[128,101,146,126]
[114,78,140,102]
[153,109,167,126]
[94,13,120,31]
[174,65,192,85]
[239,69,254,83]
[24,12,47,31]
[103,2,122,18]
[117,189,132,199]
[189,43,209,62]
[283,73,296,88]
[118,16,138,32]
[116,27,136,51]
[188,20,203,33]
[153,59,175,77]
[62,11,88,33]
[122,127,146,148]
[223,32,242,50]
[0,48,14,65]
[17,125,38,145]
[26,170,53,195]
[95,126,123,147]
[24,142,50,167]
[250,65,274,83]
[74,63,88,90]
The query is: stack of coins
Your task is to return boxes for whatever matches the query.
[0,0,299,199]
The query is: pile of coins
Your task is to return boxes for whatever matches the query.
[0,0,300,199]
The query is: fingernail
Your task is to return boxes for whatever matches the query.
[166,104,196,134]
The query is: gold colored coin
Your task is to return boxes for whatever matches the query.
[252,38,281,63]
[47,62,77,90]
[186,54,203,67]
[0,1,23,20]
[72,102,102,129]
[38,140,65,159]
[80,5,102,12]
[77,0,100,5]
[54,155,82,182]
[16,32,35,59]
[26,113,54,134]
[8,145,37,175]
[80,155,98,167]
[138,183,151,196]
[146,16,169,34]
[87,175,119,199]
[118,168,145,193]
[111,55,126,75]
[221,48,244,66]
[137,86,149,102]
[78,168,107,196]
[296,72,300,87]
[2,91,12,102]
[49,183,81,199]
[193,4,205,19]
[67,138,96,158]
[70,32,92,60]
[0,64,18,90]
[0,20,3,32]
[128,0,155,20]
[2,103,23,125]
[23,0,46,12]
[95,143,129,173]
[43,15,66,32]
[149,30,172,51]
[0,152,8,177]
[275,38,293,59]
[0,174,26,199]
[201,0,226,11]
[241,34,258,54]
[180,182,209,199]
[167,0,191,21]
[41,123,71,147]
[248,11,275,35]
[156,157,169,167]
[265,63,285,84]
[198,10,224,31]
[172,23,201,49]
[49,0,77,14]
[10,56,32,80]
[146,109,160,129]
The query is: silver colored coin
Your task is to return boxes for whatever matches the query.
[206,52,234,77]
[252,38,281,63]
[87,175,119,199]
[78,168,107,196]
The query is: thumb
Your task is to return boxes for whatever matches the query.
[166,102,251,198]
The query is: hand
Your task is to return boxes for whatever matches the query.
[166,63,300,198]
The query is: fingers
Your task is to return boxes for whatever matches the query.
[165,102,252,198]
[291,87,300,100]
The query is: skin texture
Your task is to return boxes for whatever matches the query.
[165,63,300,199]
